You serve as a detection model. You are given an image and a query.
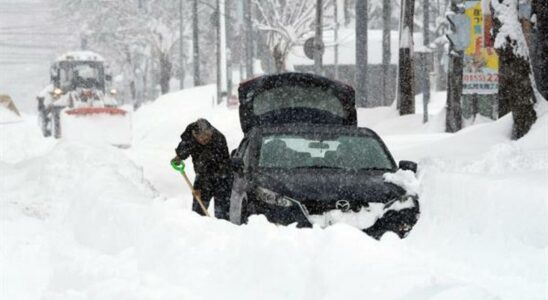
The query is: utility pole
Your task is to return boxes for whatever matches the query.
[226,0,232,95]
[244,0,253,78]
[334,0,339,79]
[193,0,201,86]
[397,0,415,114]
[382,0,391,106]
[179,0,184,89]
[216,0,227,104]
[314,0,323,75]
[356,0,369,107]
[421,0,431,122]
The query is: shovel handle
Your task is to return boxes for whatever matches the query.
[171,160,210,217]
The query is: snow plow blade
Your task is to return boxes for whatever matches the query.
[61,106,132,148]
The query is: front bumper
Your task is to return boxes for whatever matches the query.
[250,196,420,239]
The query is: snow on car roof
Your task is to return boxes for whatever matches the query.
[56,51,105,62]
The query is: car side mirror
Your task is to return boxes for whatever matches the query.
[231,157,244,173]
[399,160,417,173]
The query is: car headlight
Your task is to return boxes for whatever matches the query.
[110,88,117,95]
[53,88,63,96]
[256,187,294,207]
[384,194,417,210]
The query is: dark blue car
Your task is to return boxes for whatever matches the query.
[229,73,419,239]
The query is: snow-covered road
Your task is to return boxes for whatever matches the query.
[1,85,547,299]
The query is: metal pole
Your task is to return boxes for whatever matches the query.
[226,0,232,95]
[216,0,222,104]
[382,0,392,105]
[334,0,339,79]
[356,0,368,107]
[314,0,323,75]
[422,0,430,122]
[244,0,253,78]
[179,0,184,89]
[193,0,201,86]
[220,0,227,103]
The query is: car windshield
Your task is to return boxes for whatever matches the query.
[59,61,104,90]
[253,85,345,117]
[258,134,394,170]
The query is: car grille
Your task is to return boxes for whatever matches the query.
[300,199,365,215]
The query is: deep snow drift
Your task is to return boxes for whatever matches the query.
[1,85,547,299]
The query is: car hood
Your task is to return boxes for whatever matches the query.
[254,169,406,205]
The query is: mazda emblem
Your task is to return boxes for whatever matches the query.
[335,200,351,212]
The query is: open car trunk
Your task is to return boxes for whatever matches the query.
[238,73,356,134]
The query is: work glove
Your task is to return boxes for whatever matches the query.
[171,156,182,166]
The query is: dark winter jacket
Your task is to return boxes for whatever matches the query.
[175,121,231,177]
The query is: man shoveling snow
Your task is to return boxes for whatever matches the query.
[172,119,232,219]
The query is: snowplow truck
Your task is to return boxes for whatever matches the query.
[37,51,132,148]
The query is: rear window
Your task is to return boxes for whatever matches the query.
[253,85,345,117]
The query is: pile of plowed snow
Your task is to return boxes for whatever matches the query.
[0,103,22,124]
[0,115,56,163]
[2,84,547,299]
[2,141,497,299]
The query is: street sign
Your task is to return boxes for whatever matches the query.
[304,37,325,60]
[462,1,499,95]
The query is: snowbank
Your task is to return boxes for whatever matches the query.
[1,140,501,300]
[2,83,547,299]
[0,115,56,163]
[0,103,22,124]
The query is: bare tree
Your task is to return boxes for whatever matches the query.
[54,0,192,96]
[253,0,331,73]
[492,0,538,139]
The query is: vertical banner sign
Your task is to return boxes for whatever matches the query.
[462,1,499,94]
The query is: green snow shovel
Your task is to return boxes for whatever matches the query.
[171,159,210,217]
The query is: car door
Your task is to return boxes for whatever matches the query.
[229,138,251,224]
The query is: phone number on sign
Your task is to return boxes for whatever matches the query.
[463,73,499,83]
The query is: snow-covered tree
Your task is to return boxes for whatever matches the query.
[398,0,416,115]
[491,0,539,139]
[51,0,193,97]
[253,0,332,72]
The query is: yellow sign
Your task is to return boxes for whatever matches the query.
[463,1,499,94]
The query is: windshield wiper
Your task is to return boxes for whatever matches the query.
[293,166,344,170]
[357,167,393,171]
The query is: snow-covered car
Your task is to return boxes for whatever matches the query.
[229,73,420,239]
